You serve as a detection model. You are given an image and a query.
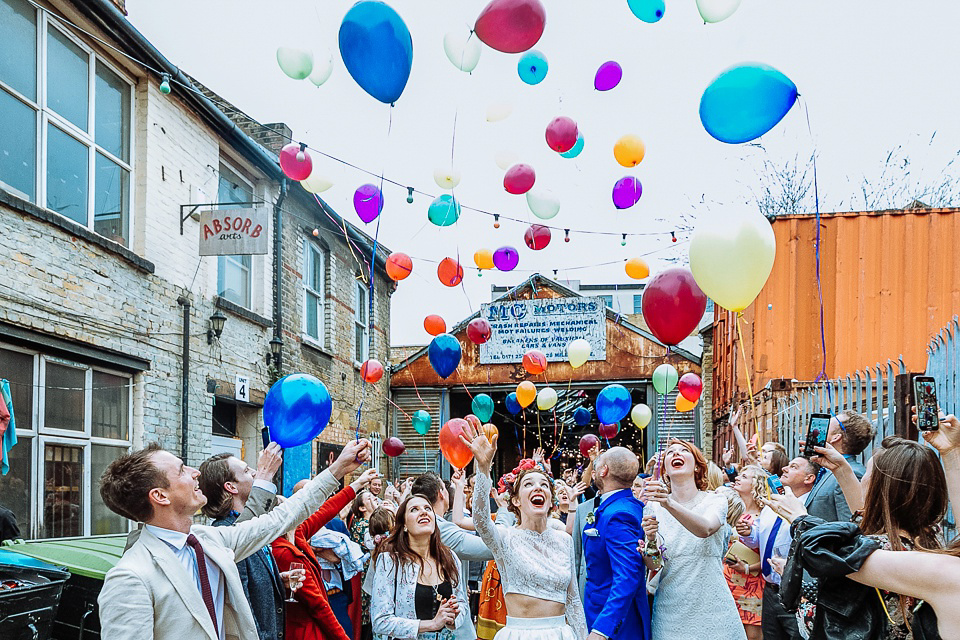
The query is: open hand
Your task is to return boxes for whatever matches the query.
[460,420,497,470]
[570,481,587,500]
[762,487,807,524]
[721,448,734,467]
[923,411,960,454]
[330,439,372,479]
[255,442,283,481]
[451,468,466,491]
[532,447,545,464]
[350,468,379,493]
[588,442,601,462]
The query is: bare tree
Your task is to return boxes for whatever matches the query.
[841,140,960,210]
[753,153,816,218]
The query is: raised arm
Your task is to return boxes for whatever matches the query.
[461,422,505,555]
[451,469,476,531]
[848,549,960,624]
[926,413,960,512]
[235,443,283,523]
[811,443,863,514]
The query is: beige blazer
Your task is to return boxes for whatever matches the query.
[98,470,340,640]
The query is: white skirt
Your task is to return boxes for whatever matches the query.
[493,616,577,640]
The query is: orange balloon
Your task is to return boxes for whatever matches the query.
[614,134,645,168]
[482,423,499,444]
[439,418,474,470]
[385,252,413,281]
[522,350,547,375]
[438,257,464,287]
[474,249,495,270]
[675,394,698,412]
[625,257,650,280]
[516,381,537,408]
[424,314,446,336]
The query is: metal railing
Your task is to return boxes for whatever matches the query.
[925,315,959,539]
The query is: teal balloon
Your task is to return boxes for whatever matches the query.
[427,194,461,227]
[263,374,332,447]
[627,0,665,23]
[339,1,413,104]
[518,50,548,85]
[412,410,432,435]
[505,392,522,415]
[559,133,584,159]
[653,363,679,394]
[472,394,495,422]
[596,384,631,425]
[699,63,798,144]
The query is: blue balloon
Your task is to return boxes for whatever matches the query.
[263,374,332,448]
[505,392,522,415]
[627,0,665,23]
[339,1,413,104]
[573,407,591,426]
[559,133,584,159]
[596,384,632,425]
[699,63,798,144]
[518,50,548,85]
[428,333,461,378]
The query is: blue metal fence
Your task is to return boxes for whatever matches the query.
[925,315,959,539]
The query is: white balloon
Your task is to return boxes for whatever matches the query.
[486,101,514,122]
[276,47,313,80]
[696,0,742,23]
[525,190,560,220]
[433,167,461,190]
[300,170,333,194]
[307,52,333,87]
[536,387,559,411]
[443,31,481,73]
[495,151,519,170]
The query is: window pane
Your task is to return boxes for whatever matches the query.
[0,436,31,537]
[308,246,324,291]
[91,445,125,534]
[218,255,251,308]
[42,443,83,538]
[600,295,613,308]
[355,324,365,362]
[212,399,237,437]
[46,124,88,224]
[92,371,128,440]
[0,89,36,201]
[47,26,88,131]
[94,63,128,161]
[218,164,251,204]
[356,283,366,323]
[94,153,128,245]
[633,295,643,315]
[44,362,84,432]
[305,291,319,339]
[0,0,37,101]
[0,347,34,431]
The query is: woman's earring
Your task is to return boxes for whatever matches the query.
[403,526,408,532]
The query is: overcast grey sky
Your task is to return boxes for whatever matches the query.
[127,0,960,345]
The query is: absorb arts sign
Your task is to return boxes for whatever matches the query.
[199,208,268,256]
[479,296,606,364]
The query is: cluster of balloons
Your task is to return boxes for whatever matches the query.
[276,47,333,87]
[652,363,704,413]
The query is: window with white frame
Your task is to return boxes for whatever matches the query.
[303,240,327,344]
[0,344,132,539]
[355,280,369,363]
[216,164,253,308]
[0,0,133,246]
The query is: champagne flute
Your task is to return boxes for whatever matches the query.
[286,562,305,602]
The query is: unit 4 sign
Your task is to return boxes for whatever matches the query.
[199,208,269,256]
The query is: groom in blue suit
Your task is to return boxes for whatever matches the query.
[582,447,651,640]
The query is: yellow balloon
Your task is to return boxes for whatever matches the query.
[301,171,333,194]
[516,381,537,408]
[625,257,650,280]
[689,209,776,312]
[675,394,697,412]
[474,249,495,270]
[567,339,591,369]
[614,135,645,168]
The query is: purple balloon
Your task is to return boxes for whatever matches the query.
[493,246,520,271]
[594,61,623,91]
[612,177,642,209]
[353,183,383,223]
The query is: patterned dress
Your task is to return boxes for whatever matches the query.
[350,517,372,629]
[722,513,764,627]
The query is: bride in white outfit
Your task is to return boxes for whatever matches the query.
[460,422,587,640]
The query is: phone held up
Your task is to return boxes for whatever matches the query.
[261,426,271,449]
[803,413,831,458]
[913,376,940,432]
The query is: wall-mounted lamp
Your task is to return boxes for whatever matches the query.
[207,310,227,344]
[266,336,283,367]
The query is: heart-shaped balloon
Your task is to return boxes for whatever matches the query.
[412,410,432,435]
[474,0,546,53]
[339,1,413,104]
[641,268,707,346]
[689,209,776,312]
[428,333,462,378]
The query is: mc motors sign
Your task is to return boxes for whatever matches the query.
[199,208,268,256]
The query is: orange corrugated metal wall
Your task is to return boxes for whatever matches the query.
[713,209,960,416]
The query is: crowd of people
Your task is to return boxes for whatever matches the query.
[93,406,960,640]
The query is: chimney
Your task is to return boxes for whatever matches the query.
[253,123,293,157]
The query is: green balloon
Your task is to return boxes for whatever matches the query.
[652,363,679,395]
[412,410,432,435]
[471,394,495,423]
[427,195,461,227]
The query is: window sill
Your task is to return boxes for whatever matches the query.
[0,187,154,274]
[214,296,273,328]
[301,335,334,358]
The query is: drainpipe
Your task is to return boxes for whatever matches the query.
[177,296,190,462]
[273,180,288,372]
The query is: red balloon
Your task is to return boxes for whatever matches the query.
[522,349,547,375]
[438,257,464,287]
[439,418,474,469]
[474,0,546,54]
[641,268,707,346]
[678,372,704,402]
[579,433,599,458]
[464,414,482,431]
[598,423,620,439]
[424,314,446,336]
[385,252,413,281]
[545,116,579,153]
[360,359,384,383]
[504,164,536,195]
[467,317,492,344]
[523,224,551,250]
[383,436,406,457]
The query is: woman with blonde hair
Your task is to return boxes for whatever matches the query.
[723,465,766,640]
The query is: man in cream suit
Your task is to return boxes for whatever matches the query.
[97,439,371,640]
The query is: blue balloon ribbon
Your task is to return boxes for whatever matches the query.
[339,1,414,104]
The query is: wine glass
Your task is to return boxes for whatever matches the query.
[286,562,305,602]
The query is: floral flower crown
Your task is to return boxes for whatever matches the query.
[497,458,554,494]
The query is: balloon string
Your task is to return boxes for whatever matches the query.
[408,368,430,411]
[456,367,475,400]
[736,312,762,444]
[537,410,543,448]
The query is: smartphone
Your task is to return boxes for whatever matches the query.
[766,474,785,496]
[913,376,940,432]
[261,426,271,449]
[803,413,831,457]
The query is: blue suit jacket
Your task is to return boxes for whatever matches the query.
[582,489,651,640]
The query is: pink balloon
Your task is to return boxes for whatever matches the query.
[523,224,551,250]
[678,373,703,402]
[594,61,623,91]
[504,164,536,194]
[474,0,547,54]
[353,184,383,223]
[493,246,520,271]
[612,176,642,209]
[467,317,493,344]
[279,143,312,181]
[545,116,579,153]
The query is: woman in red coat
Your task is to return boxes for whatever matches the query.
[273,468,378,640]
